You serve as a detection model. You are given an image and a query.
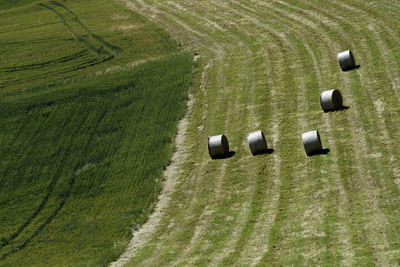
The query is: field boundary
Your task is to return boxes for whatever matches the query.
[109,89,195,267]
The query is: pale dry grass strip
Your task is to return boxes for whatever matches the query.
[109,93,194,267]
[237,44,282,267]
[149,1,284,266]
[303,39,355,266]
[265,3,355,264]
[223,2,330,263]
[261,1,396,264]
[133,3,255,262]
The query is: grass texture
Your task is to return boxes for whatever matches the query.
[0,0,192,266]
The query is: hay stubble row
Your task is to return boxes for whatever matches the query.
[208,54,349,158]
[207,70,346,159]
[117,0,400,266]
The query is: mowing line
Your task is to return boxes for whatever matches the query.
[303,37,355,266]
[119,0,270,266]
[256,1,396,266]
[302,34,355,266]
[177,1,284,264]
[250,2,358,264]
[294,3,389,264]
[329,0,400,258]
[308,1,400,261]
[222,2,335,264]
[236,39,282,267]
[171,2,278,264]
[171,2,316,266]
[302,2,394,264]
[119,3,234,260]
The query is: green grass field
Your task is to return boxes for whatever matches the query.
[3,0,400,266]
[0,0,192,266]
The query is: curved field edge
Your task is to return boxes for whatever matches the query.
[118,0,400,266]
[0,0,193,266]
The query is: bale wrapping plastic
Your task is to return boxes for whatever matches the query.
[208,134,229,159]
[320,89,343,112]
[302,130,322,156]
[337,50,355,71]
[247,130,268,155]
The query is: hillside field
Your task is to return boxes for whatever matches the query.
[0,0,192,266]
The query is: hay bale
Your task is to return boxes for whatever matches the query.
[302,130,322,156]
[337,50,355,71]
[208,134,229,159]
[320,89,343,112]
[247,130,268,156]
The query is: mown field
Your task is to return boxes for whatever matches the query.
[0,0,192,266]
[112,0,400,266]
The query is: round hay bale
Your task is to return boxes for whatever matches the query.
[208,134,229,159]
[302,130,322,156]
[320,89,343,112]
[337,50,355,71]
[247,130,268,156]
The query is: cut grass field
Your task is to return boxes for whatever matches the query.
[0,0,192,266]
[113,0,400,266]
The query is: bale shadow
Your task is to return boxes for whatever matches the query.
[343,65,360,71]
[308,148,330,156]
[324,105,350,113]
[251,148,274,156]
[321,148,330,155]
[212,151,236,159]
[267,148,275,154]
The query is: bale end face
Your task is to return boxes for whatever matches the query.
[208,134,229,159]
[247,130,268,156]
[337,50,355,71]
[302,130,322,156]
